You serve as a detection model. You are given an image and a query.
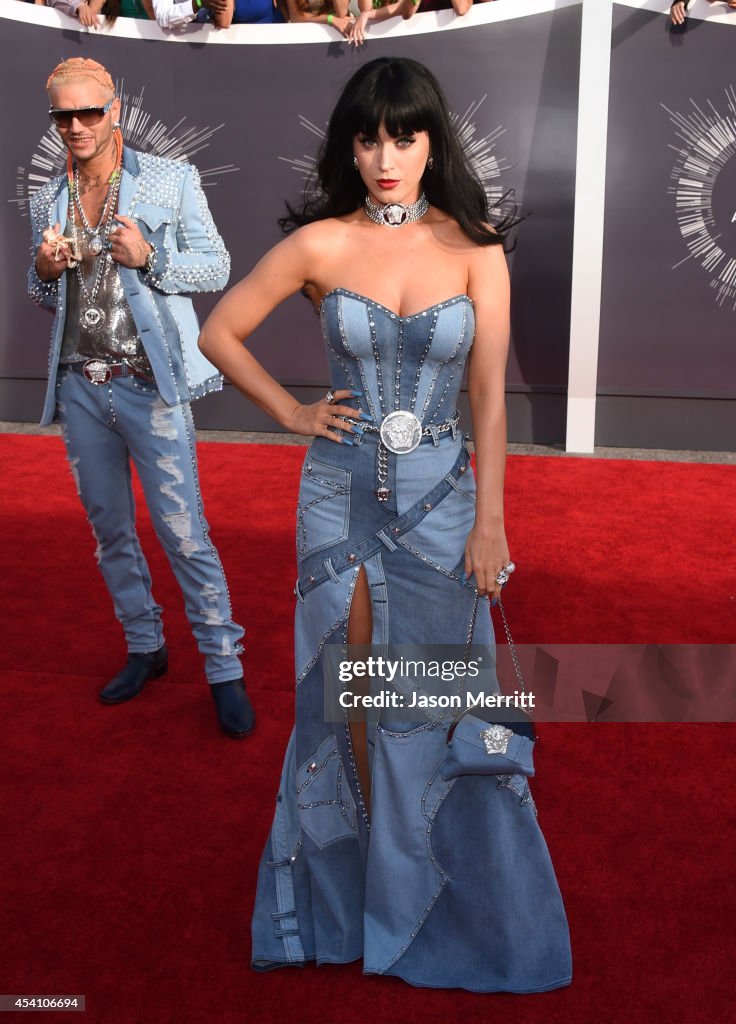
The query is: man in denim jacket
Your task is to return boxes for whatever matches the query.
[28,57,253,738]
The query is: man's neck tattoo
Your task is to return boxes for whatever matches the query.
[76,139,119,193]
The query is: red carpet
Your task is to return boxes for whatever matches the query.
[1,434,734,1023]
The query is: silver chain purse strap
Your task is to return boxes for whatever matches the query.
[496,597,527,697]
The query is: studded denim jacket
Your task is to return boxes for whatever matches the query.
[28,147,230,426]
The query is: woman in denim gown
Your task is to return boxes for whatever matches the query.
[200,58,571,993]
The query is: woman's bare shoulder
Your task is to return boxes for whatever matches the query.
[467,231,510,307]
[427,209,492,254]
[467,230,506,268]
[287,216,358,254]
[283,218,363,292]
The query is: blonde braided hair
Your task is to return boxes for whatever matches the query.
[46,58,115,98]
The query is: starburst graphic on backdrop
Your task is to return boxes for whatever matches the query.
[12,82,238,218]
[280,96,511,215]
[664,87,736,309]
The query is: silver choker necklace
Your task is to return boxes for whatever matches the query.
[364,193,429,228]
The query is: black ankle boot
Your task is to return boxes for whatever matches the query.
[210,678,255,738]
[99,645,169,704]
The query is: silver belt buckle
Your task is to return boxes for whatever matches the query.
[82,359,112,385]
[379,410,422,454]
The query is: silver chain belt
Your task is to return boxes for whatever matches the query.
[366,410,461,502]
[361,410,461,448]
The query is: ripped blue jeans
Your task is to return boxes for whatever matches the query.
[56,368,244,683]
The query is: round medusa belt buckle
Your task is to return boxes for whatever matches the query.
[82,359,112,385]
[379,410,423,454]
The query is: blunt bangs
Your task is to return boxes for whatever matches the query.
[342,62,444,143]
[349,94,435,142]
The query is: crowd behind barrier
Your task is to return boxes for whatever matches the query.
[670,0,736,25]
[23,2,736,43]
[21,0,497,32]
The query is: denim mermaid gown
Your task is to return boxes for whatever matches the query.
[251,289,572,993]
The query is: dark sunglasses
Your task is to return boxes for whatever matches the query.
[48,98,114,128]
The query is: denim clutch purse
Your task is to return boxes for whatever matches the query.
[442,597,536,780]
[441,714,536,780]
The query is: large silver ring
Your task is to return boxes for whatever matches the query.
[325,390,336,405]
[379,410,422,455]
[495,561,516,586]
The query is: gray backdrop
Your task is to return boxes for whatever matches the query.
[598,5,736,449]
[1,8,581,441]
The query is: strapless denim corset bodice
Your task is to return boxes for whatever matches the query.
[251,289,572,994]
[320,288,474,429]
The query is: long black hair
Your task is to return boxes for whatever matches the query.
[280,57,517,247]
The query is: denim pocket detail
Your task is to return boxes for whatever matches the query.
[133,203,174,234]
[377,718,439,737]
[447,464,477,503]
[113,375,159,397]
[497,773,536,812]
[296,736,357,848]
[397,469,476,572]
[297,455,351,558]
[128,376,159,395]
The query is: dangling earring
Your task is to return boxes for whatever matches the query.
[353,156,358,169]
[427,156,434,171]
[113,122,121,130]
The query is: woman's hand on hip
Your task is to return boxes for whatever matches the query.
[287,388,369,444]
